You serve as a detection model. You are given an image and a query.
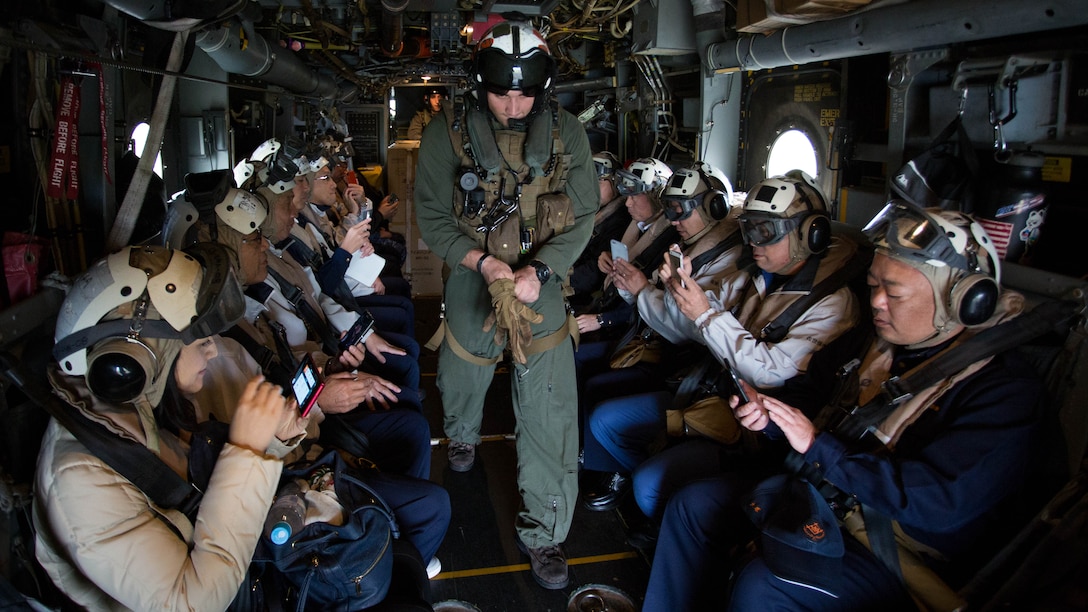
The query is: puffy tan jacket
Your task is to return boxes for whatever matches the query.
[646,235,861,388]
[33,368,281,611]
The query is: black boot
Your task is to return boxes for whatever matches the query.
[581,471,631,511]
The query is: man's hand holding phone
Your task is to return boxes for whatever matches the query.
[333,313,375,370]
[667,249,686,289]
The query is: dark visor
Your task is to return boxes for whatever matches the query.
[863,201,969,271]
[738,213,802,246]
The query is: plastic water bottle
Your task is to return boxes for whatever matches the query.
[264,479,307,545]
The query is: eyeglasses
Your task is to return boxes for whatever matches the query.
[314,174,333,182]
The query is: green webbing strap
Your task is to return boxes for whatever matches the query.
[863,504,905,584]
[426,314,575,365]
[524,315,574,356]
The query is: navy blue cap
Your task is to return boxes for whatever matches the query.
[745,474,844,596]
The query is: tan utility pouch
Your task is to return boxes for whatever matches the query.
[665,396,742,445]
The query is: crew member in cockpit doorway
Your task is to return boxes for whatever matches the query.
[407,85,447,140]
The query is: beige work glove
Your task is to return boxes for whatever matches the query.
[487,278,544,364]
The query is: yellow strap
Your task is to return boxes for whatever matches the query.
[525,314,576,356]
[425,319,503,367]
[427,314,577,363]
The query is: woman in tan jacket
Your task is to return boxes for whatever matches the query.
[34,244,294,611]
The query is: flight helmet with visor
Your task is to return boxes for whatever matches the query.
[593,151,621,181]
[864,200,1001,330]
[738,172,830,260]
[662,163,734,223]
[473,21,555,118]
[52,244,244,404]
[614,158,673,198]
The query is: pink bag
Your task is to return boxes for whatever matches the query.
[3,232,47,305]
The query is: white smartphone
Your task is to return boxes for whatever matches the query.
[667,249,685,288]
[610,239,629,263]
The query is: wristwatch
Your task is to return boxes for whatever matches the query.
[529,260,552,284]
[596,313,605,327]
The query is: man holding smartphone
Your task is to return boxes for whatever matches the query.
[586,171,862,525]
[580,163,743,512]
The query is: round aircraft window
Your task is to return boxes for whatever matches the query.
[766,129,818,180]
[131,122,164,177]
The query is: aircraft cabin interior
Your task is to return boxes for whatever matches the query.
[1,0,1088,610]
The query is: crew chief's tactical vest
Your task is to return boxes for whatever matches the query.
[445,102,574,265]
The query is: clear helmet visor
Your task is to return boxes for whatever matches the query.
[179,243,247,343]
[863,201,969,271]
[594,159,615,179]
[738,213,801,246]
[614,168,650,196]
[662,196,700,222]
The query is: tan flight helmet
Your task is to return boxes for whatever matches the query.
[864,200,1002,347]
[738,170,831,270]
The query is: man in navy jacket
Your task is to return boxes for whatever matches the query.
[642,202,1042,611]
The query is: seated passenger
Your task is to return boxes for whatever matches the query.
[574,157,677,335]
[329,146,408,275]
[37,245,289,610]
[296,152,416,336]
[567,151,631,308]
[573,158,678,453]
[166,182,429,477]
[171,187,448,575]
[583,172,861,518]
[578,163,745,507]
[644,203,1037,611]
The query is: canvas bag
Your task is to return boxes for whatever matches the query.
[891,115,979,211]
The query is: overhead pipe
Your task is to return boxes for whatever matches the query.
[553,76,617,94]
[690,0,727,59]
[707,0,1088,72]
[381,0,409,56]
[195,18,349,99]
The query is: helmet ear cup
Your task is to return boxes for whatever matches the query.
[705,190,729,220]
[800,213,832,255]
[948,274,1000,326]
[85,339,158,403]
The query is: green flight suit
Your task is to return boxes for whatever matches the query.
[415,103,597,547]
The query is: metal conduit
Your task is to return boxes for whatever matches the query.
[707,0,1088,72]
[195,18,345,99]
[553,76,618,94]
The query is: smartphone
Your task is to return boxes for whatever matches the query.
[339,310,376,352]
[723,361,751,405]
[359,204,372,222]
[610,239,628,263]
[289,354,325,417]
[667,249,686,288]
[345,170,358,185]
[388,193,399,204]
